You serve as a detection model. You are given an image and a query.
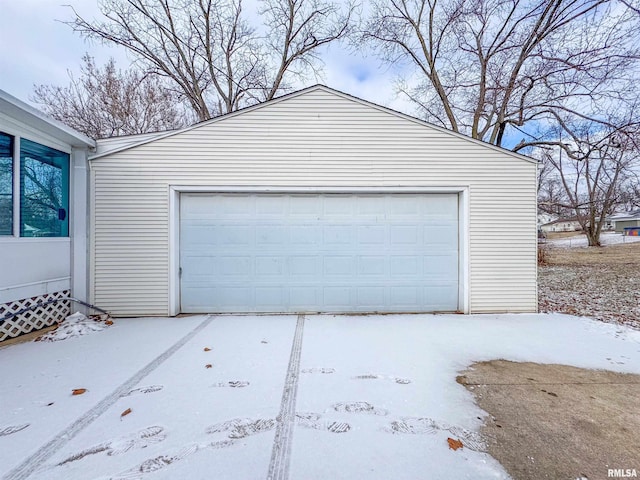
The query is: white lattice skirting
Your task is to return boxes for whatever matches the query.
[0,291,70,342]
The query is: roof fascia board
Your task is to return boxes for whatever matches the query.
[0,90,96,149]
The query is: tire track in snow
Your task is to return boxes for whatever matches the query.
[267,314,305,480]
[3,315,214,480]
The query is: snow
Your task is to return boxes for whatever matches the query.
[1,313,639,480]
[37,313,111,342]
[545,231,640,248]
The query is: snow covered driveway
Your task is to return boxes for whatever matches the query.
[2,313,639,480]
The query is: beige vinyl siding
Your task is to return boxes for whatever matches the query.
[91,87,537,316]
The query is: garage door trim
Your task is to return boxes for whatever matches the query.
[169,185,469,316]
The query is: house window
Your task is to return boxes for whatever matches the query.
[19,139,70,237]
[0,132,13,236]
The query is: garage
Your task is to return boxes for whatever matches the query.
[179,192,459,313]
[90,85,537,316]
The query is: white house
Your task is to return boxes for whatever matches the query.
[90,85,538,316]
[540,217,583,233]
[0,90,95,341]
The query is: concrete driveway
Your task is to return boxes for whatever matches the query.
[1,313,639,480]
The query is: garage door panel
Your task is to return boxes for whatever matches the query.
[217,225,252,244]
[324,195,354,215]
[424,254,458,275]
[323,256,355,276]
[424,224,457,245]
[390,226,420,245]
[289,287,320,307]
[357,225,386,244]
[255,287,284,308]
[390,256,420,275]
[356,286,386,307]
[180,193,459,313]
[358,256,386,275]
[389,286,419,307]
[357,195,386,214]
[255,256,285,275]
[255,195,287,214]
[423,284,459,309]
[322,286,351,309]
[290,256,319,276]
[323,225,354,244]
[290,226,321,244]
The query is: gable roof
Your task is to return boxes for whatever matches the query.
[90,84,535,164]
[0,89,95,149]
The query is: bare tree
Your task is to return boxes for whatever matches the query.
[32,55,188,139]
[619,182,640,211]
[543,120,640,246]
[67,0,354,121]
[537,153,571,218]
[361,0,640,149]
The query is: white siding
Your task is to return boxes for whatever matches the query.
[91,87,537,316]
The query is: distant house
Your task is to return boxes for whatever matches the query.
[537,213,557,229]
[540,217,582,233]
[0,90,95,341]
[611,210,640,233]
[540,215,616,233]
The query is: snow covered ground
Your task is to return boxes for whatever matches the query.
[1,313,639,480]
[545,231,640,248]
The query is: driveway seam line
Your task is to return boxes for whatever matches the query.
[267,314,305,480]
[3,314,215,480]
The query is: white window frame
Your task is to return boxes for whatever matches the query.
[0,128,72,240]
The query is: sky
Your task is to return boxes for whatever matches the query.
[0,0,414,115]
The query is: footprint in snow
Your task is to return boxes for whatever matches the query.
[382,417,487,451]
[0,424,30,437]
[301,367,335,374]
[296,413,351,433]
[108,440,234,480]
[330,401,388,416]
[353,374,412,384]
[121,385,164,397]
[211,381,250,388]
[205,418,276,439]
[56,426,166,465]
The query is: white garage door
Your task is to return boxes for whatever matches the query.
[180,193,459,313]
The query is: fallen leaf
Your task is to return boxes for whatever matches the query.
[105,320,114,326]
[72,389,87,396]
[204,347,211,352]
[120,408,132,419]
[205,364,213,369]
[447,438,463,451]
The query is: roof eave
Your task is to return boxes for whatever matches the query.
[0,90,96,149]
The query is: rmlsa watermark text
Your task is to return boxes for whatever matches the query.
[608,469,638,478]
